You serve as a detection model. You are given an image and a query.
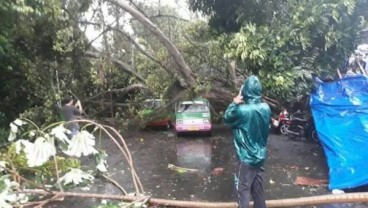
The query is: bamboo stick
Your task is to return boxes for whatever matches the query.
[21,189,368,208]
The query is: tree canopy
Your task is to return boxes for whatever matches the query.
[190,0,368,100]
[1,0,368,207]
[0,0,367,127]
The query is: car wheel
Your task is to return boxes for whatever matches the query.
[279,123,289,135]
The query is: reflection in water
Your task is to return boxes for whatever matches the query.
[176,139,212,173]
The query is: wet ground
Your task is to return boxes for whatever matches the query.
[47,124,368,208]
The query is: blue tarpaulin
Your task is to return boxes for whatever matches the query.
[310,75,368,190]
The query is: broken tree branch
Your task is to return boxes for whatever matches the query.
[84,83,150,101]
[20,189,368,208]
[110,27,186,86]
[106,0,196,89]
[85,50,145,83]
[101,174,128,195]
[149,14,189,22]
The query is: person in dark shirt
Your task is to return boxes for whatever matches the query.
[59,97,83,139]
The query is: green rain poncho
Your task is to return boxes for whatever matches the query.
[224,76,271,167]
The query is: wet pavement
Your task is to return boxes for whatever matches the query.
[47,124,368,208]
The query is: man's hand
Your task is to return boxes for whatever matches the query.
[233,95,244,104]
[74,100,81,108]
[74,100,83,114]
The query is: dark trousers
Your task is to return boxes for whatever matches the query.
[236,161,266,208]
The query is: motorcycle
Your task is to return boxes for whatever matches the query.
[286,111,319,142]
[271,109,290,135]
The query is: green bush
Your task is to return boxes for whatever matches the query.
[20,106,58,128]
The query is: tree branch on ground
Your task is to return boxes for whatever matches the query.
[101,174,128,195]
[22,184,368,207]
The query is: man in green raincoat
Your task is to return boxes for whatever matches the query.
[224,75,271,208]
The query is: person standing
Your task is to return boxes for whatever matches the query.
[59,97,83,139]
[223,75,271,208]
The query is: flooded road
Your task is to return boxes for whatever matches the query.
[47,124,368,208]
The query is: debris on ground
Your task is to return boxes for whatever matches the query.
[294,176,328,186]
[332,189,345,194]
[167,164,199,173]
[210,167,224,176]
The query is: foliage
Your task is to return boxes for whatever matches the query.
[0,117,144,207]
[0,128,8,146]
[0,175,28,208]
[130,3,189,98]
[0,118,97,182]
[2,0,367,125]
[191,0,368,103]
[0,0,93,126]
[178,21,230,83]
[1,144,80,179]
[189,0,284,34]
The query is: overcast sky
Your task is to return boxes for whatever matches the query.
[82,0,193,47]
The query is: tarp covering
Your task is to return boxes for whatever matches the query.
[310,75,368,190]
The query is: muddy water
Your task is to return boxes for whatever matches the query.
[47,125,368,208]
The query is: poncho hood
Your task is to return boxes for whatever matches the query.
[241,75,262,104]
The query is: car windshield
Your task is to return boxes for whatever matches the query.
[177,102,209,113]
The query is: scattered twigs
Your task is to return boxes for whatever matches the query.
[103,125,144,193]
[76,119,144,194]
[53,155,63,192]
[122,196,151,208]
[3,167,52,194]
[13,195,62,208]
[34,194,63,208]
[101,174,128,195]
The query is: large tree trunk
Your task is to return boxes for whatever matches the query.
[106,0,196,89]
[227,60,237,88]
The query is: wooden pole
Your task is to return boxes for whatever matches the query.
[21,189,368,208]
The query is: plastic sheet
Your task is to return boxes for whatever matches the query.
[310,75,368,190]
